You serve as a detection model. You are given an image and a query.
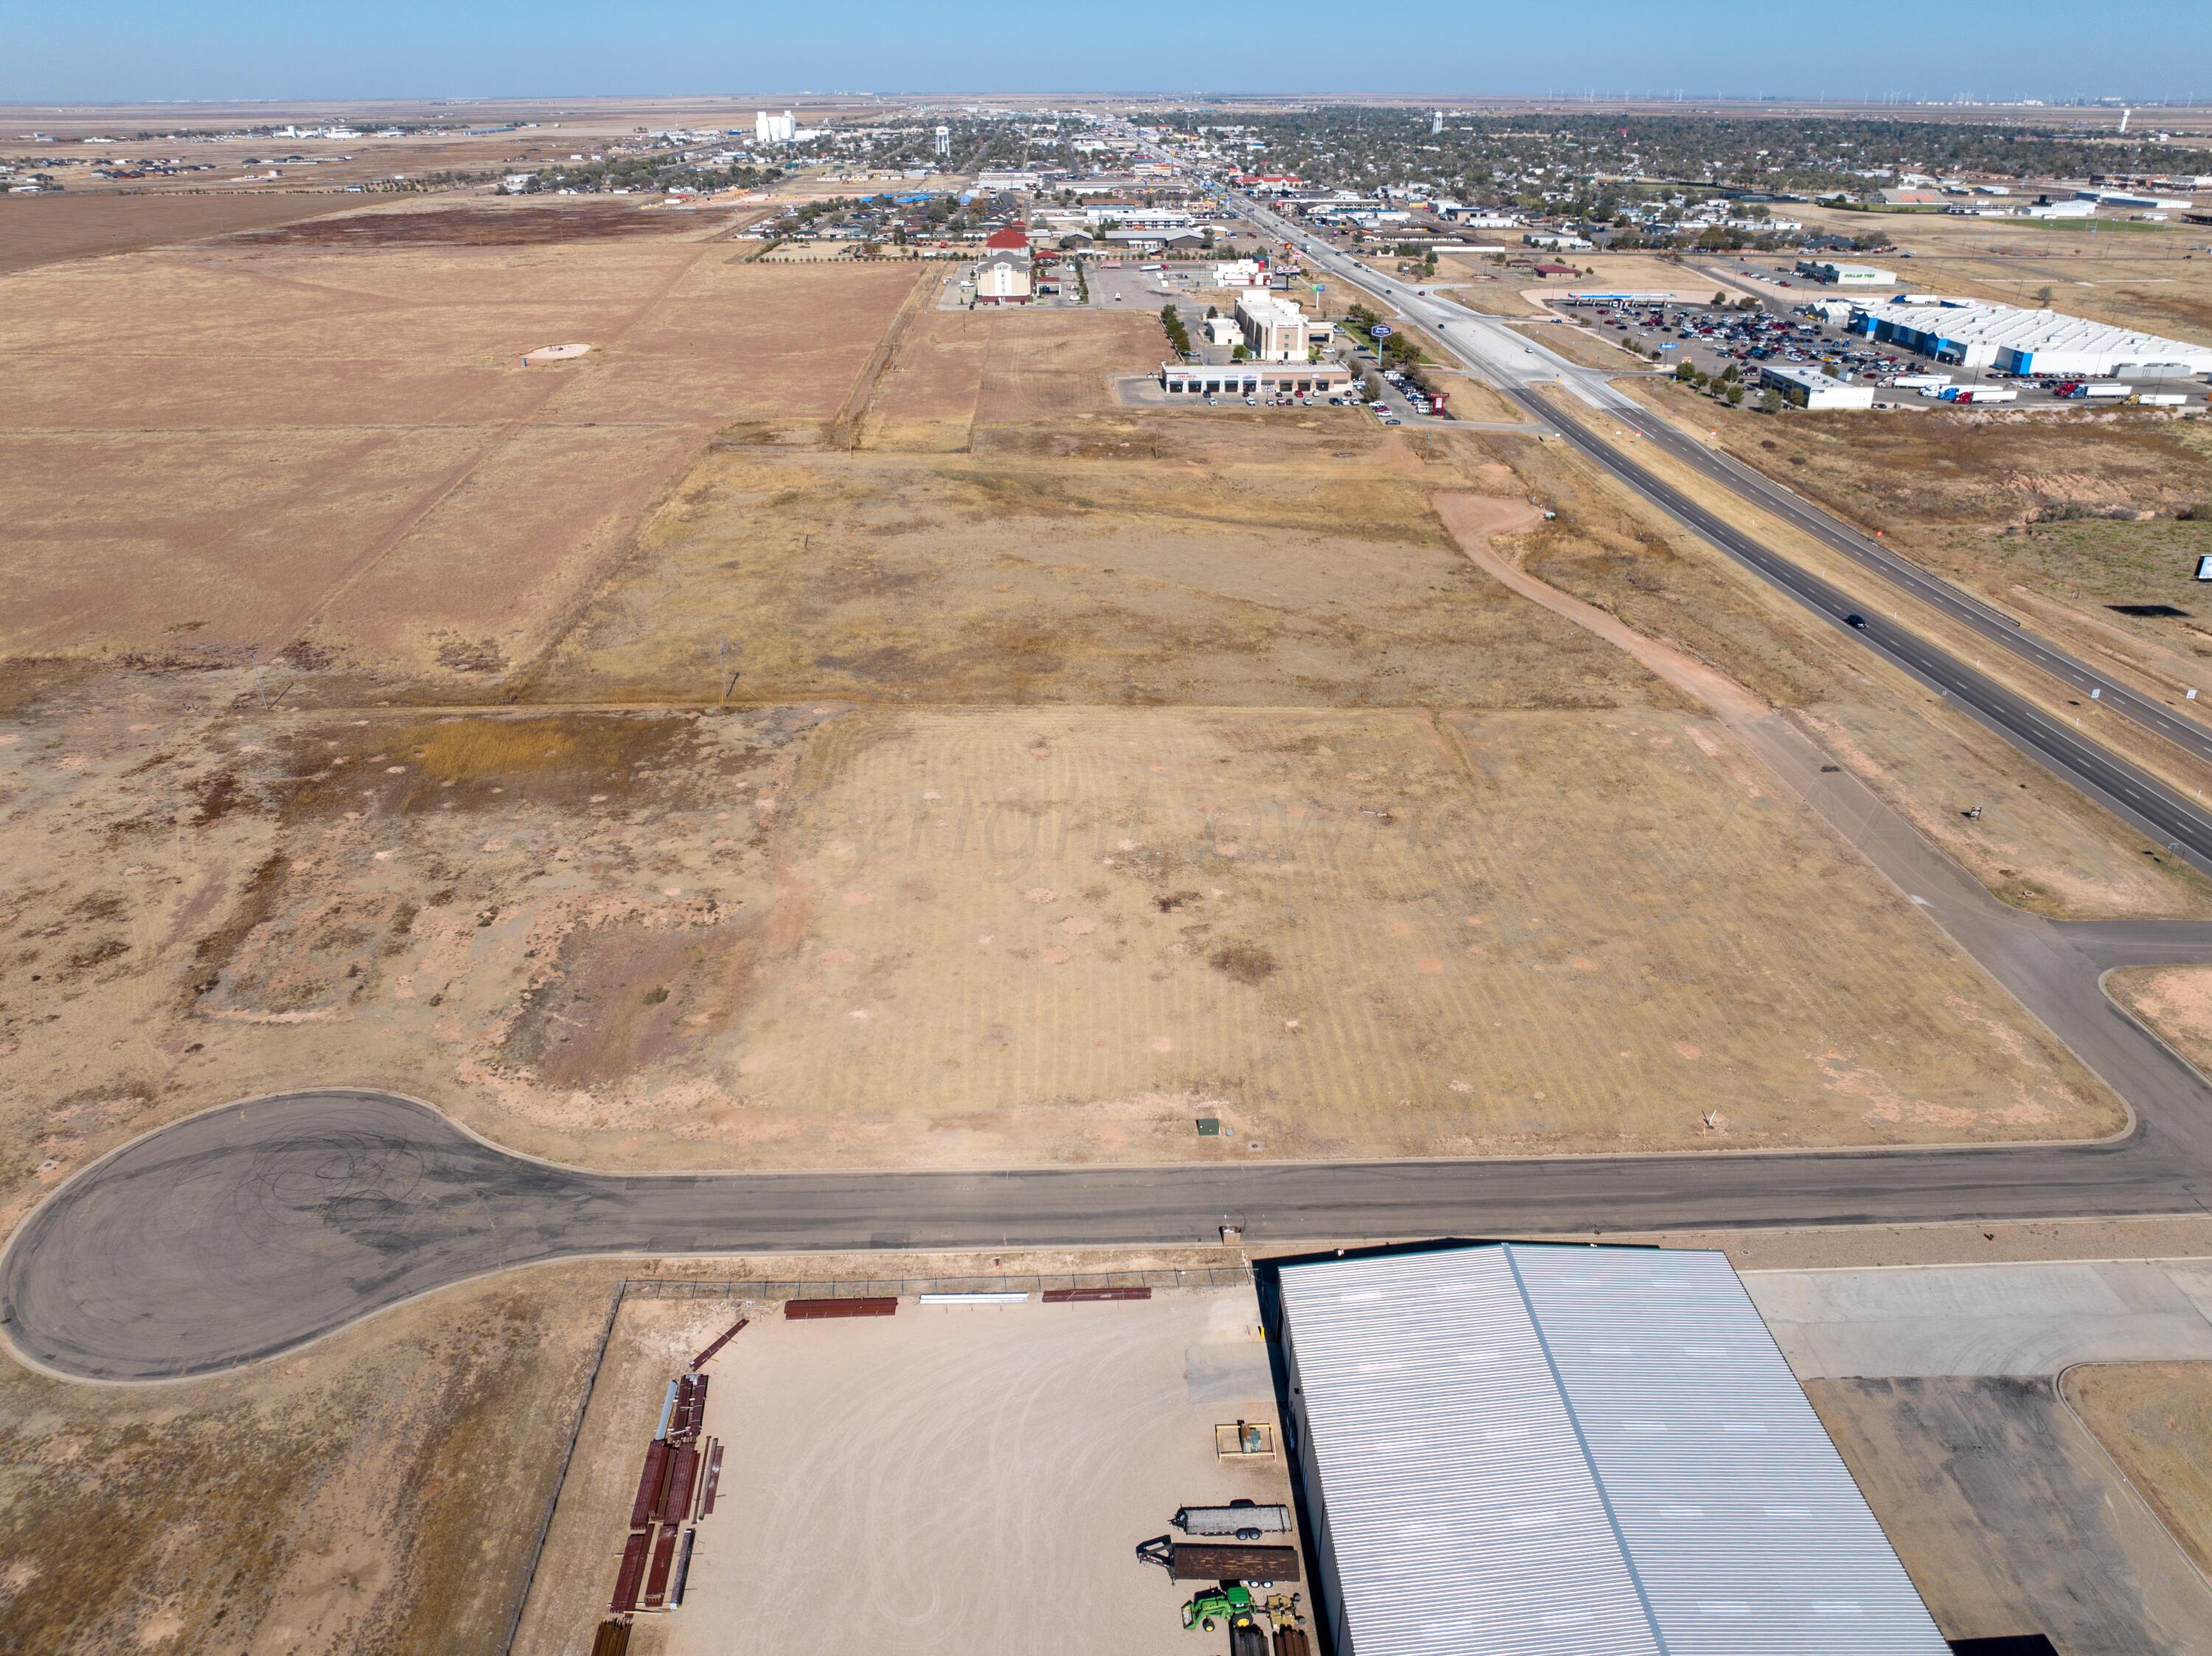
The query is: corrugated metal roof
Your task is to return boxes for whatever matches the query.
[1277,1244,1949,1656]
[1857,301,2212,369]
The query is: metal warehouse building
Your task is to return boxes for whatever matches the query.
[1275,1243,1948,1656]
[1760,364,1877,410]
[1851,300,2212,378]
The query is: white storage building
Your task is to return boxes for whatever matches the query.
[1851,300,2212,377]
[1275,1242,1948,1656]
[1761,364,1877,409]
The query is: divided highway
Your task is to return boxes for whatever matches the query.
[1232,192,2212,874]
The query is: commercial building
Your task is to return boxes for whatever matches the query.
[2018,198,2097,218]
[974,226,1032,305]
[1234,291,1311,362]
[1083,205,1195,232]
[1760,364,1877,410]
[1797,260,1896,286]
[2079,188,2196,211]
[1274,1243,1949,1656]
[1214,258,1269,288]
[1158,361,1354,397]
[1851,300,2212,377]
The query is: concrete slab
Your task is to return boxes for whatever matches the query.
[1746,1259,2212,1378]
[658,1289,1297,1656]
[1811,1376,2212,1655]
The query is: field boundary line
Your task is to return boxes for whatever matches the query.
[826,262,936,450]
[498,1276,629,1655]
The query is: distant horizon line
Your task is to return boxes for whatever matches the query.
[1,91,2203,111]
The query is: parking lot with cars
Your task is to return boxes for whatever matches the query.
[1550,293,2207,411]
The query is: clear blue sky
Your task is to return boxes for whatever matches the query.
[9,0,2211,105]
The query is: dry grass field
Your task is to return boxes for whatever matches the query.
[0,192,2152,1200]
[1495,412,2212,919]
[2109,965,2212,1076]
[858,301,1162,449]
[2065,1361,2212,1580]
[0,1257,616,1655]
[532,434,1658,710]
[0,675,2120,1194]
[0,199,920,683]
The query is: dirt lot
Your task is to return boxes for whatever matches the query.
[0,1259,617,1655]
[512,1289,1294,1656]
[2065,1361,2212,1580]
[1811,1375,2212,1655]
[0,201,922,682]
[858,299,1164,450]
[0,671,2122,1196]
[0,190,353,275]
[1436,251,1748,318]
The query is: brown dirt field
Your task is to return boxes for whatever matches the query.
[2065,1362,2212,1580]
[234,201,736,247]
[0,226,922,682]
[0,1259,616,1655]
[0,190,353,275]
[0,674,2121,1187]
[860,305,1171,450]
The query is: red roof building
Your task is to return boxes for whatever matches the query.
[984,226,1029,251]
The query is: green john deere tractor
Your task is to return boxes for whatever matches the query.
[1183,1583,1253,1630]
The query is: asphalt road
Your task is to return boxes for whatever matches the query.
[7,1087,2212,1382]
